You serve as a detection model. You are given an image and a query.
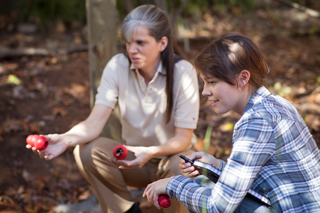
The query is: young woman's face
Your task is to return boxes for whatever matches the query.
[126,26,165,73]
[200,74,244,115]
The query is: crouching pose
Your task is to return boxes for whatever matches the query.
[28,5,199,213]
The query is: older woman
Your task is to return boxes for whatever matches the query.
[28,4,199,213]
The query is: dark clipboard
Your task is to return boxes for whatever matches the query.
[179,155,271,206]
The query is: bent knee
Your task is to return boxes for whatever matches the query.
[74,137,120,168]
[158,149,195,178]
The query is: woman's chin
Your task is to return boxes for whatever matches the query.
[131,61,143,69]
[213,108,228,115]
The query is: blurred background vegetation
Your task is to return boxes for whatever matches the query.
[1,1,320,212]
[0,0,317,33]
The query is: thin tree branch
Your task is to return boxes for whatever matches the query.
[0,45,88,59]
[275,0,320,18]
[172,0,192,26]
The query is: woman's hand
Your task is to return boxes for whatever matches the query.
[179,156,198,178]
[26,134,69,160]
[114,145,153,169]
[189,152,218,165]
[179,152,220,178]
[143,177,173,209]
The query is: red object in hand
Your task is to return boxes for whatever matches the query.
[26,134,48,150]
[113,145,128,160]
[26,135,38,147]
[158,194,171,208]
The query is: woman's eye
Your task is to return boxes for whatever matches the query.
[137,41,145,45]
[208,81,216,85]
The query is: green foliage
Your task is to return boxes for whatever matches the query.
[16,0,86,25]
[288,0,307,4]
[221,123,234,132]
[7,74,21,85]
[116,0,127,20]
[217,0,256,11]
[183,0,211,16]
[14,0,258,28]
[271,82,292,97]
[181,0,256,17]
[309,26,319,35]
[204,125,213,154]
[116,0,257,21]
[201,124,213,213]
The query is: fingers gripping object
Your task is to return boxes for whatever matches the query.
[113,145,128,160]
[158,194,171,208]
[26,134,48,150]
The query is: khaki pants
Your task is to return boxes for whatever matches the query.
[73,137,194,213]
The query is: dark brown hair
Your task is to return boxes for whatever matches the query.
[121,5,180,124]
[194,32,269,87]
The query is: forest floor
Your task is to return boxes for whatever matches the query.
[1,2,320,213]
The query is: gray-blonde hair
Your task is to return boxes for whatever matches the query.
[121,5,176,124]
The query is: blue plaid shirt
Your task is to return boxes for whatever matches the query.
[167,86,320,212]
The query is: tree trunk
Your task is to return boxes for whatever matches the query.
[86,0,121,141]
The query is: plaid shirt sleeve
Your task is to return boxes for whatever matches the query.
[167,114,275,212]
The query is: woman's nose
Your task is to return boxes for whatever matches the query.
[127,43,137,53]
[202,85,211,96]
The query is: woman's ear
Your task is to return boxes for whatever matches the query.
[237,70,250,88]
[159,36,168,52]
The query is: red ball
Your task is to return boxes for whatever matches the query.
[158,194,171,208]
[26,134,48,150]
[113,145,128,160]
[26,135,39,147]
[35,136,48,150]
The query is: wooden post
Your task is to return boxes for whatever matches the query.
[86,0,121,140]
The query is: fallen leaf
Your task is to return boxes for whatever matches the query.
[7,74,21,85]
[17,185,24,195]
[22,169,34,182]
[0,64,6,74]
[52,107,68,116]
[4,63,19,70]
[62,99,73,106]
[220,123,234,132]
[0,195,15,204]
[78,189,91,201]
[24,206,38,213]
[2,118,23,133]
[28,121,41,133]
[4,187,17,197]
[31,177,45,191]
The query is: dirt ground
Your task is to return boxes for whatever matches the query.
[1,2,320,213]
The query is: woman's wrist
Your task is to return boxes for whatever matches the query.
[210,158,221,170]
[60,133,77,147]
[146,146,158,159]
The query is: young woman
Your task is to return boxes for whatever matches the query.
[27,5,199,213]
[143,32,320,213]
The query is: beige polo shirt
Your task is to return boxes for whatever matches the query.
[95,53,199,147]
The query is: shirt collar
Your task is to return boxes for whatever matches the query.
[243,86,271,114]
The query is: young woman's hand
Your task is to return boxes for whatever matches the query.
[26,134,69,160]
[179,152,221,178]
[114,145,153,169]
[143,177,173,209]
[179,155,198,178]
[189,152,217,165]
